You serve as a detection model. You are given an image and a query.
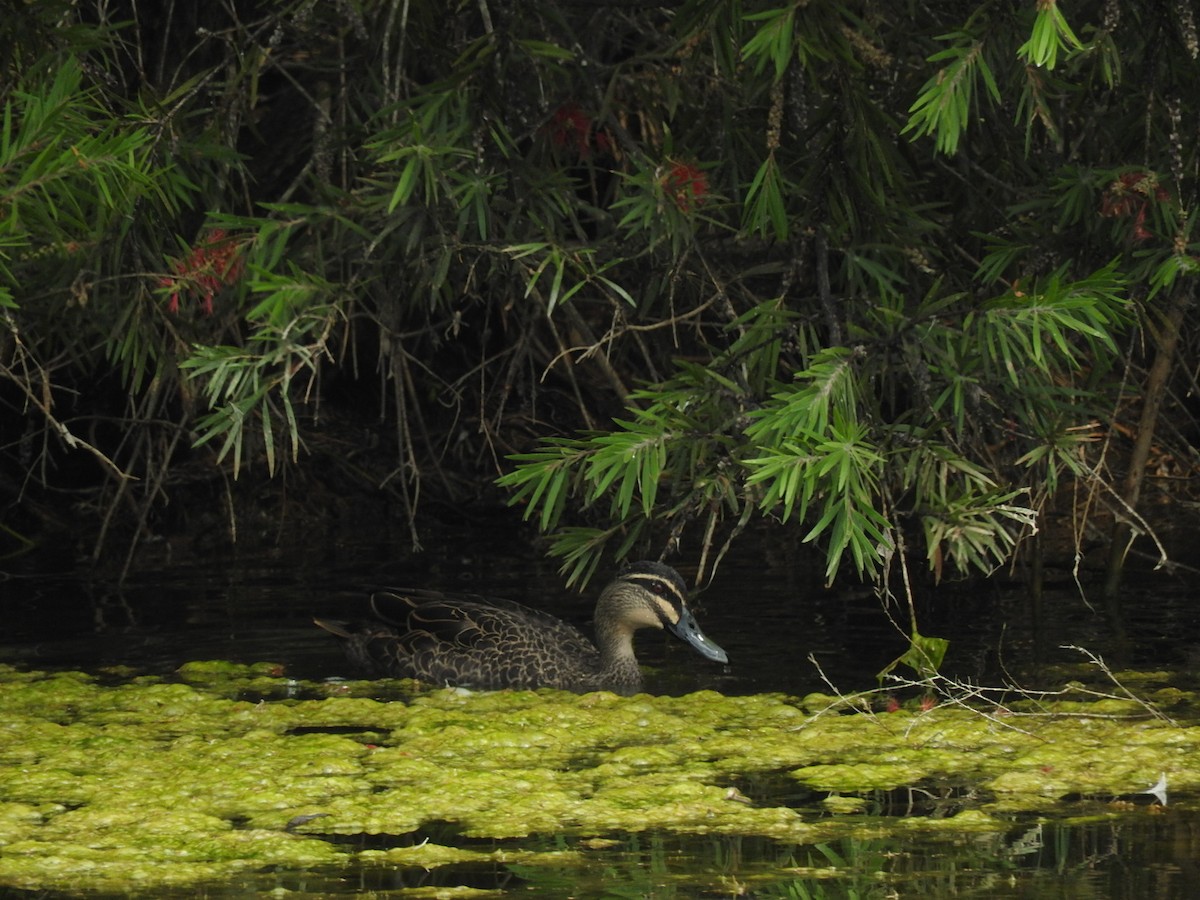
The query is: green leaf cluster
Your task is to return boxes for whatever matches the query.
[2,0,1199,605]
[503,262,1126,586]
[903,34,1000,156]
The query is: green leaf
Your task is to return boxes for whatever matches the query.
[878,630,951,681]
[389,155,422,213]
[741,6,796,80]
[1017,4,1083,70]
[517,39,575,60]
[902,35,995,155]
[742,154,789,240]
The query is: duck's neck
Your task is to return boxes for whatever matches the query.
[593,617,643,689]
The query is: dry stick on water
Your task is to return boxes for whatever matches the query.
[793,643,1175,739]
[1060,644,1176,725]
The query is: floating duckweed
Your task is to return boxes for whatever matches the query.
[0,802,42,844]
[1151,687,1193,705]
[792,763,927,792]
[797,691,847,712]
[176,660,284,679]
[897,808,1004,832]
[602,744,686,769]
[0,662,1196,893]
[359,842,492,867]
[387,887,496,898]
[821,795,867,814]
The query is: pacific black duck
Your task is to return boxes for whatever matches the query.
[314,560,728,694]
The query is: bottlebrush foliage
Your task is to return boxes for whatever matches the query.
[1,0,1196,594]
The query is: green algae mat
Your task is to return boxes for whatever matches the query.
[0,661,1196,896]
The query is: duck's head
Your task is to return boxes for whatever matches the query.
[599,560,729,664]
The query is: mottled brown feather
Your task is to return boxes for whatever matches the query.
[315,561,727,694]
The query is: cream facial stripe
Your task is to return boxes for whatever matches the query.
[627,573,684,624]
[652,598,681,624]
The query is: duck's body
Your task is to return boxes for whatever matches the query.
[315,561,727,694]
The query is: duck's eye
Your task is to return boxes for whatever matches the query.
[648,580,666,595]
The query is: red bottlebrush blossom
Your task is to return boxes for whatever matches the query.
[1099,171,1170,242]
[160,229,245,315]
[546,102,612,159]
[662,160,709,212]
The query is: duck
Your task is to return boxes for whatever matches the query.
[314,560,728,694]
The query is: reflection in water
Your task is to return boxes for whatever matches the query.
[404,817,1200,899]
[70,813,1198,898]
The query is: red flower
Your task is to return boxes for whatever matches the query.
[161,229,245,315]
[662,160,708,212]
[1099,171,1170,242]
[546,103,612,159]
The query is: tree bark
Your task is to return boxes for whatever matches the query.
[1101,286,1193,603]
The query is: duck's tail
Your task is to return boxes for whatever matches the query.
[313,617,353,639]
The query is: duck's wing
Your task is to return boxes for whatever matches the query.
[371,591,490,647]
[372,591,595,654]
[337,591,601,689]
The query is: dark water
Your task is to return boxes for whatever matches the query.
[4,513,1200,897]
[40,815,1196,898]
[6,520,1197,696]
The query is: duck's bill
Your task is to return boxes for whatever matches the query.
[669,605,729,664]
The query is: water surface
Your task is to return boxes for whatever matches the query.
[2,516,1198,898]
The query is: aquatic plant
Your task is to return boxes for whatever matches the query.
[0,661,1194,894]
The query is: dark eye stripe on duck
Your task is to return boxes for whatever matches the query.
[624,573,685,603]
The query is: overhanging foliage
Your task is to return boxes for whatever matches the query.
[0,1,1196,593]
